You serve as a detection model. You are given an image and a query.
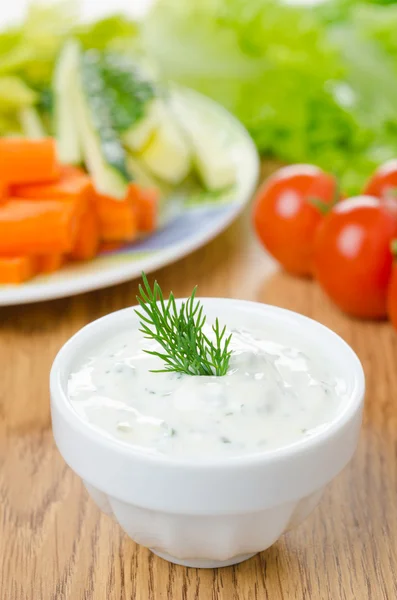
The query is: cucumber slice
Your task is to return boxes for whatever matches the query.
[53,40,82,165]
[194,138,236,191]
[87,52,191,186]
[126,154,163,190]
[19,107,45,138]
[123,99,161,152]
[170,95,236,192]
[99,53,159,152]
[139,112,192,185]
[100,53,156,135]
[74,51,131,198]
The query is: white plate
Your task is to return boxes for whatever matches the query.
[0,87,259,306]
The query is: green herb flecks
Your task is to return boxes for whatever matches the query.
[135,273,232,376]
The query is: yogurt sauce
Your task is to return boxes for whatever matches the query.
[67,324,348,458]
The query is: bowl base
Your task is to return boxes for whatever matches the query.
[150,550,257,569]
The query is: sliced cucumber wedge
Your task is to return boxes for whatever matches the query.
[100,52,157,152]
[126,154,163,189]
[74,51,131,198]
[194,137,236,191]
[53,40,82,165]
[19,107,45,138]
[139,112,192,185]
[123,98,161,152]
[172,96,236,191]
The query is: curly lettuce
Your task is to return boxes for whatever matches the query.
[141,0,397,192]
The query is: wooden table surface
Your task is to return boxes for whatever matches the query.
[1,178,397,599]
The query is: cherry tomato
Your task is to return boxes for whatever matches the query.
[253,165,338,276]
[313,196,397,319]
[387,247,397,331]
[364,160,397,199]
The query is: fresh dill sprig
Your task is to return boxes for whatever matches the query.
[134,273,232,376]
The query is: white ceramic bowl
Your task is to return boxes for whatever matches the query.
[50,300,365,568]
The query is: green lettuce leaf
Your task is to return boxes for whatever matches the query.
[141,0,397,192]
[0,76,37,109]
[0,2,78,87]
[76,15,139,53]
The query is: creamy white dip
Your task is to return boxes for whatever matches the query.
[67,324,348,458]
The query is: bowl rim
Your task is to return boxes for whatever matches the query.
[50,298,365,471]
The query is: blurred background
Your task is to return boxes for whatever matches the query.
[2,0,397,195]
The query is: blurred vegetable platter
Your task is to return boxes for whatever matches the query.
[2,0,397,288]
[0,2,237,285]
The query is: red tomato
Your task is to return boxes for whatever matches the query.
[364,160,397,199]
[253,165,338,276]
[313,196,397,319]
[387,248,397,331]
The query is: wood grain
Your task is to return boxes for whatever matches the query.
[1,175,397,599]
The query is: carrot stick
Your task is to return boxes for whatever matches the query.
[11,165,92,203]
[128,184,159,233]
[94,192,137,242]
[0,138,60,184]
[0,198,82,255]
[0,181,7,200]
[70,208,99,261]
[98,241,124,253]
[37,254,65,274]
[59,165,86,178]
[0,256,38,284]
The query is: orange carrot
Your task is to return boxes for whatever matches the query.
[98,241,124,253]
[0,256,38,284]
[70,208,99,261]
[94,192,137,242]
[59,165,86,178]
[0,198,82,256]
[128,184,159,233]
[0,138,60,185]
[11,165,92,205]
[0,180,7,200]
[37,254,65,274]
